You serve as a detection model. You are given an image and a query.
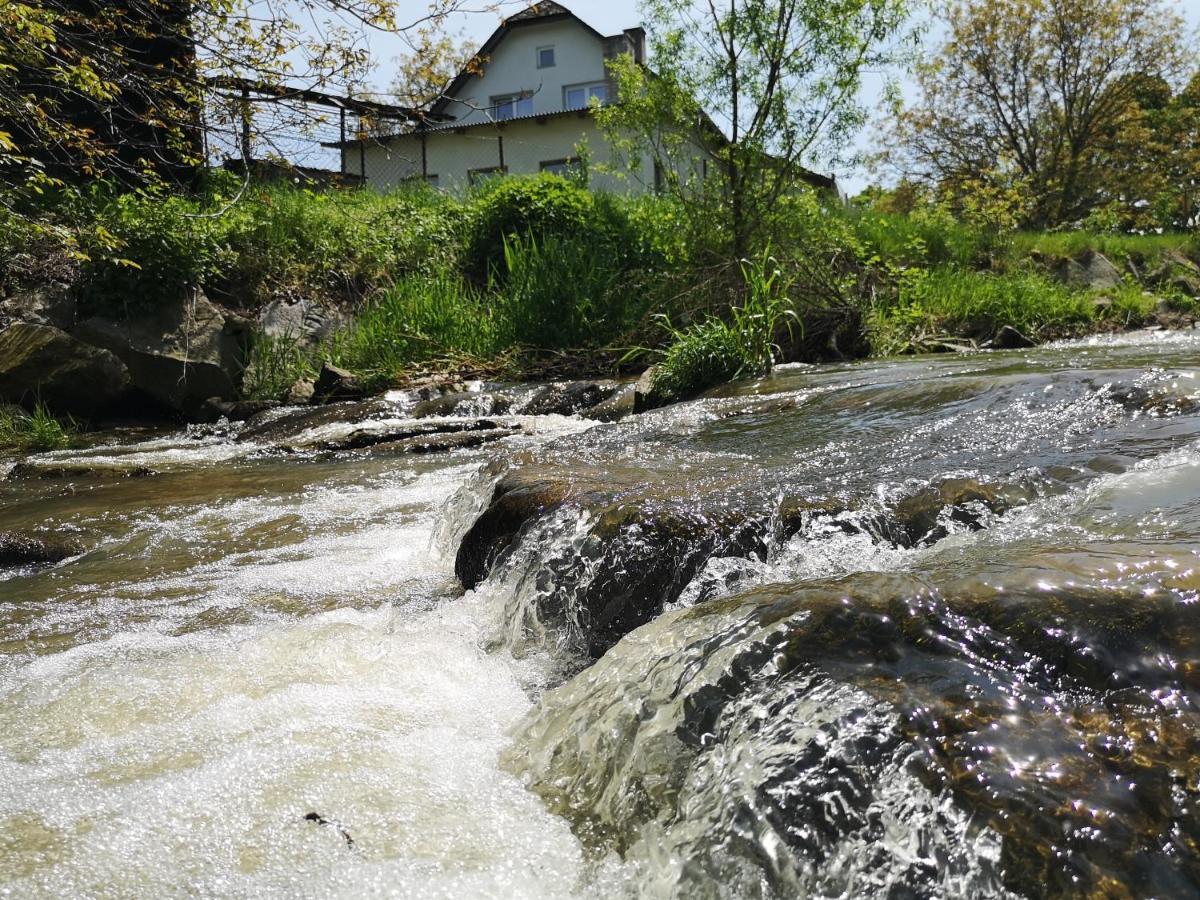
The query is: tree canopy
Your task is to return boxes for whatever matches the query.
[885,0,1198,230]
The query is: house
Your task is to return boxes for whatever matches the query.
[335,2,835,195]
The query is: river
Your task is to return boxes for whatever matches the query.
[2,329,1199,898]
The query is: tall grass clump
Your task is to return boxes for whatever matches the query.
[241,332,317,400]
[868,267,1094,355]
[0,404,74,453]
[649,252,795,404]
[328,273,500,385]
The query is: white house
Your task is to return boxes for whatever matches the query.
[336,2,835,195]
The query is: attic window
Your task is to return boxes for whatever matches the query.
[537,46,556,68]
[490,93,534,121]
[564,82,608,110]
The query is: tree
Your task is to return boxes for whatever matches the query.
[0,0,470,200]
[597,0,913,260]
[887,0,1192,229]
[387,26,479,110]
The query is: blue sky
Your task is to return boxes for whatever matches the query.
[364,0,1200,194]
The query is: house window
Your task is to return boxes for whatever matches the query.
[564,82,609,111]
[540,157,581,177]
[490,93,534,121]
[469,166,507,186]
[537,46,556,68]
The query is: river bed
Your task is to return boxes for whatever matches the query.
[2,329,1200,898]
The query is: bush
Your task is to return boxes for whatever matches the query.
[77,191,231,315]
[650,253,793,403]
[465,174,600,278]
[241,332,317,400]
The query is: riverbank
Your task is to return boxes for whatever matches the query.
[1,174,1197,439]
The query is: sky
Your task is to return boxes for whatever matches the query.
[359,0,1200,195]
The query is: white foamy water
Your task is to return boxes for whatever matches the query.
[0,454,633,899]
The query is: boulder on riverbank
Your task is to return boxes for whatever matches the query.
[0,323,130,418]
[73,288,252,417]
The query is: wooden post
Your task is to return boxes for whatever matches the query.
[421,129,428,178]
[240,84,252,164]
[498,133,505,170]
[339,108,346,176]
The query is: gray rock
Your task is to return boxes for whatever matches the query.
[0,282,76,331]
[633,365,665,413]
[0,530,84,567]
[0,323,130,418]
[259,297,346,346]
[6,462,155,481]
[198,397,281,423]
[74,288,251,415]
[520,381,619,417]
[284,378,316,406]
[312,362,365,402]
[1050,251,1123,290]
[581,383,636,421]
[236,398,399,444]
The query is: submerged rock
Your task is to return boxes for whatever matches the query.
[0,323,130,418]
[509,570,1200,898]
[992,324,1036,350]
[0,531,83,567]
[411,391,513,419]
[302,419,503,453]
[6,462,156,481]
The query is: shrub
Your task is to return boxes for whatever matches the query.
[465,174,599,278]
[649,252,794,403]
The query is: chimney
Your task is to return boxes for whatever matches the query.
[623,27,646,64]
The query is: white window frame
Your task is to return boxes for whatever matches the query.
[563,82,609,111]
[537,45,556,68]
[490,93,534,121]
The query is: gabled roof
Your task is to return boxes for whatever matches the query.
[428,3,609,118]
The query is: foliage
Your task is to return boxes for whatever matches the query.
[887,0,1193,229]
[867,267,1095,354]
[650,252,794,402]
[241,333,316,401]
[0,403,74,453]
[465,174,600,279]
[598,0,914,258]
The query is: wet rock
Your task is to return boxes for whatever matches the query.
[73,288,250,416]
[1106,383,1200,417]
[580,383,636,421]
[366,425,519,456]
[236,398,399,444]
[6,462,155,481]
[283,378,315,406]
[197,397,281,423]
[992,324,1036,350]
[0,531,84,567]
[411,391,513,419]
[632,365,665,413]
[0,323,130,418]
[882,477,1033,547]
[312,362,365,402]
[302,419,502,453]
[303,812,355,850]
[519,381,619,417]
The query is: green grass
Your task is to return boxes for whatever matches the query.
[0,404,75,453]
[1007,231,1198,266]
[868,268,1096,355]
[649,253,795,403]
[241,332,317,401]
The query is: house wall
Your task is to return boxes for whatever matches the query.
[344,114,663,194]
[445,19,609,125]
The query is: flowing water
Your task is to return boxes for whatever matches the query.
[2,329,1200,898]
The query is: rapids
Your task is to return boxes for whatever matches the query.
[2,328,1200,898]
